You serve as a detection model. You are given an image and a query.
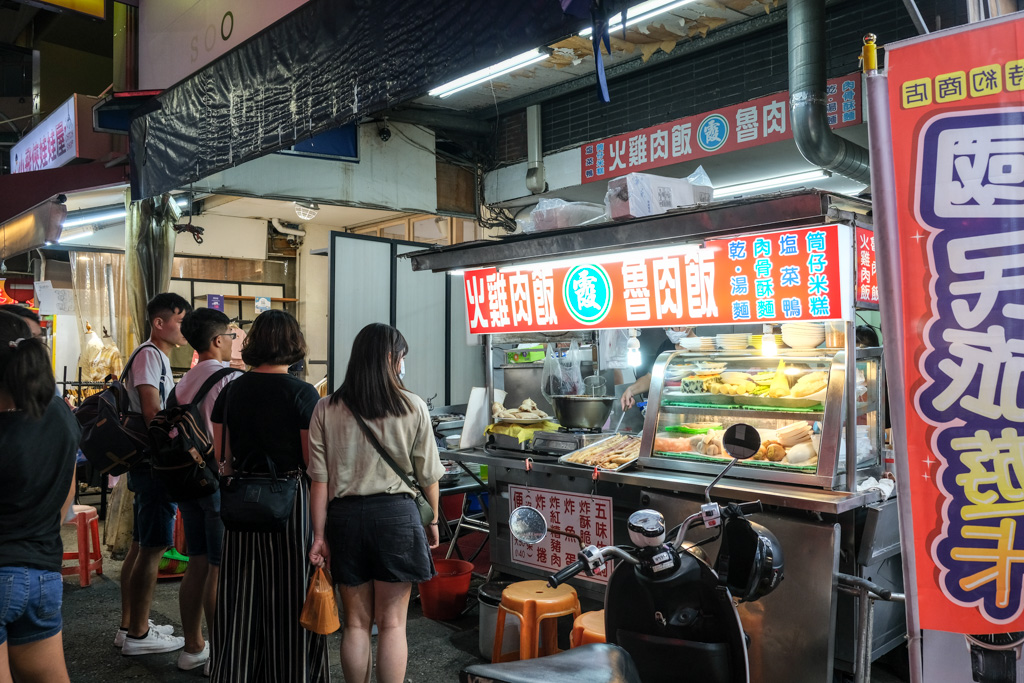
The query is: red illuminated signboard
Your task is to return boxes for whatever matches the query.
[463,224,851,334]
[580,74,861,183]
[855,226,878,306]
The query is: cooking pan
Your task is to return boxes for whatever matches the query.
[551,395,615,430]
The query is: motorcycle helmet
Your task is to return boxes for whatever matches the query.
[713,517,784,602]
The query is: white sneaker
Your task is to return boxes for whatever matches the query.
[204,659,211,677]
[177,642,210,670]
[114,621,175,648]
[121,629,185,656]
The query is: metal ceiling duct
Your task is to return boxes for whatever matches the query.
[788,0,871,185]
[525,105,546,194]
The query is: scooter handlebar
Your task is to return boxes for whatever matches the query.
[547,560,587,588]
[732,501,763,516]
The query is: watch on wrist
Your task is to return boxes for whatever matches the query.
[966,632,1024,683]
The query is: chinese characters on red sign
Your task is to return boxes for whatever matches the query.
[887,16,1024,635]
[855,227,878,306]
[463,224,849,334]
[508,485,614,583]
[580,74,860,183]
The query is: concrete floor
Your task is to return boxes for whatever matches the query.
[58,523,909,682]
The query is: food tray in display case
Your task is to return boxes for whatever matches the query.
[559,434,642,472]
[639,347,886,489]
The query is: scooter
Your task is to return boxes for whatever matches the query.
[461,423,784,683]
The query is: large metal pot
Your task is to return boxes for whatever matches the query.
[551,395,615,430]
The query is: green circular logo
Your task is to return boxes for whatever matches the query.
[562,264,613,325]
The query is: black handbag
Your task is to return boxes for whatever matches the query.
[218,384,299,533]
[351,411,434,526]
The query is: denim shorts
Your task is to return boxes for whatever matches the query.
[128,466,177,549]
[179,490,223,566]
[0,567,63,646]
[326,494,435,586]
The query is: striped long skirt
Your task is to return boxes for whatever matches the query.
[211,476,329,683]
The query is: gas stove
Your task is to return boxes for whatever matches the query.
[532,430,608,456]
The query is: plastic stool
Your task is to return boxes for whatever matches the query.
[571,609,606,647]
[493,580,581,663]
[62,505,103,587]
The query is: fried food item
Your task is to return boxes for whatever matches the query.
[654,436,692,453]
[791,371,829,398]
[565,434,641,469]
[755,440,786,462]
[520,398,538,412]
[777,422,813,447]
[492,399,548,420]
[769,359,791,398]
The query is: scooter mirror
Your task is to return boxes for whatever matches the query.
[509,506,548,544]
[722,423,761,460]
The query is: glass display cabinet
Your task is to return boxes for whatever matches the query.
[638,347,886,489]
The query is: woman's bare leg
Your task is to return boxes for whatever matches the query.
[373,581,412,683]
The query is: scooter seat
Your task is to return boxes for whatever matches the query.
[459,643,641,683]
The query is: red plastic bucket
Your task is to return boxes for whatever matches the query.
[420,559,474,620]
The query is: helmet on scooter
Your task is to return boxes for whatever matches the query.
[714,517,784,602]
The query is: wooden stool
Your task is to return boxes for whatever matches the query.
[493,580,581,663]
[571,609,606,647]
[62,505,103,587]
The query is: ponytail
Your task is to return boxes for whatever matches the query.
[0,312,55,419]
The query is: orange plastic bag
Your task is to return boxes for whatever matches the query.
[300,567,341,634]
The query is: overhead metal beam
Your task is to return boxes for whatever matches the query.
[379,107,494,135]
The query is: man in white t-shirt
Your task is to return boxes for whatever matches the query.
[117,293,190,656]
[172,308,241,672]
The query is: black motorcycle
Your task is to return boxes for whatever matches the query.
[462,423,784,683]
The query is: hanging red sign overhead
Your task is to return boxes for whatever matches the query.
[855,226,878,306]
[580,73,861,183]
[463,224,852,334]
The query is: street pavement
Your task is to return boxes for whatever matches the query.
[58,523,908,682]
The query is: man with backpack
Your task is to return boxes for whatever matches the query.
[117,293,191,656]
[169,308,241,672]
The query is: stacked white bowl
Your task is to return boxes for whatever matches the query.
[780,322,825,349]
[716,333,750,350]
[679,336,716,352]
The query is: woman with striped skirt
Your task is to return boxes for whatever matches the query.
[210,311,329,682]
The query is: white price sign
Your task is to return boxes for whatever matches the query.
[508,485,614,584]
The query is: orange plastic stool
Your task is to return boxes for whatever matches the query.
[493,580,581,663]
[571,609,606,647]
[61,505,103,587]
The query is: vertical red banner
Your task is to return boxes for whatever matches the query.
[887,16,1024,636]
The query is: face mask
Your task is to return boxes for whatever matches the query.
[665,328,690,344]
[399,358,406,381]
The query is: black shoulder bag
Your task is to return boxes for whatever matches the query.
[218,382,300,533]
[351,410,434,526]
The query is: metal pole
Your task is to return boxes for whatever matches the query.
[104,263,117,346]
[485,334,494,424]
[865,69,924,683]
[845,316,857,492]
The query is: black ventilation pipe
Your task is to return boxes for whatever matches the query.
[789,0,871,184]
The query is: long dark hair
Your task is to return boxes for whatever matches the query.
[332,323,412,419]
[0,311,55,419]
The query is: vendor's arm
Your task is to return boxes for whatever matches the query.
[621,373,653,410]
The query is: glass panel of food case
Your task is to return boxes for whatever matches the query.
[639,349,884,488]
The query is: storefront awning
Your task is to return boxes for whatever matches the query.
[0,162,129,259]
[129,0,580,200]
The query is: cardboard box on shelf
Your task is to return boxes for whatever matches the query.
[607,172,713,221]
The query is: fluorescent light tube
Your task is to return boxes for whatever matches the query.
[58,226,95,243]
[62,210,125,229]
[580,0,696,36]
[429,50,549,98]
[713,170,831,198]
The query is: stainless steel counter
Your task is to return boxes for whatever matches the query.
[442,447,882,515]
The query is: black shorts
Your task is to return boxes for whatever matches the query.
[326,494,436,586]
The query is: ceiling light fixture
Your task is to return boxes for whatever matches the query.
[712,169,832,199]
[61,196,190,228]
[294,201,320,220]
[579,0,698,37]
[429,49,550,98]
[58,226,95,243]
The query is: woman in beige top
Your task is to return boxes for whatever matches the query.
[308,323,444,683]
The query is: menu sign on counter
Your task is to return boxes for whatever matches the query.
[508,485,614,584]
[464,224,852,334]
